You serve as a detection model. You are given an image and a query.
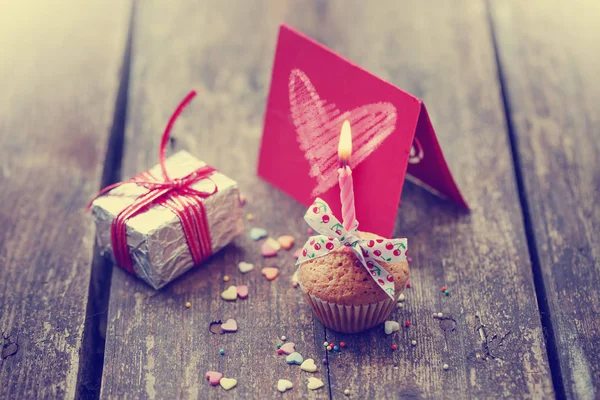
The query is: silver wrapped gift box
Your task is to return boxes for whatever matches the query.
[91,150,243,289]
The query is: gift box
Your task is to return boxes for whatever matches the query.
[91,150,243,289]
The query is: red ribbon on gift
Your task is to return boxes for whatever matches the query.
[88,91,217,274]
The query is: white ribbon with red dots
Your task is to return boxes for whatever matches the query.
[296,198,407,300]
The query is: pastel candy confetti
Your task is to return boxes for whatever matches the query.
[277,235,295,249]
[221,285,238,301]
[300,358,317,372]
[285,352,303,365]
[205,371,223,386]
[261,267,279,281]
[261,241,278,257]
[238,262,254,273]
[265,237,281,250]
[221,319,238,333]
[236,285,249,299]
[220,377,237,390]
[307,377,324,390]
[249,227,267,240]
[277,379,293,393]
[280,342,295,355]
[384,320,400,335]
[293,248,302,259]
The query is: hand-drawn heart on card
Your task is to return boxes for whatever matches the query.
[258,25,468,237]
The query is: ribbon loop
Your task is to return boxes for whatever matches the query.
[297,198,408,300]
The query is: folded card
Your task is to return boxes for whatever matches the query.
[258,24,467,237]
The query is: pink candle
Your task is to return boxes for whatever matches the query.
[338,120,358,232]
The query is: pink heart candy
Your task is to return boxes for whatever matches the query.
[236,285,248,299]
[206,371,223,386]
[280,342,296,355]
[261,241,278,257]
[221,319,238,333]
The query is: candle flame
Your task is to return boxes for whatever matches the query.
[338,120,352,161]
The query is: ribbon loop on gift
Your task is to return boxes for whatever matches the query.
[296,198,407,299]
[88,90,217,275]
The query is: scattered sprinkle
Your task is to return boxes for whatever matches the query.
[285,352,304,365]
[292,282,298,288]
[221,285,238,301]
[406,281,411,288]
[185,301,191,308]
[322,359,328,365]
[281,335,287,341]
[249,227,267,240]
[396,302,404,308]
[307,228,314,234]
[333,345,340,351]
[307,377,324,390]
[277,235,295,250]
[246,213,254,221]
[261,267,279,281]
[277,379,293,393]
[398,293,405,302]
[238,261,254,273]
[206,371,223,386]
[238,194,246,206]
[236,285,249,299]
[276,344,281,349]
[219,377,237,390]
[437,312,443,318]
[405,321,411,328]
[441,286,447,292]
[221,319,238,333]
[261,241,278,257]
[443,363,449,370]
[219,349,225,355]
[411,340,417,346]
[344,389,351,396]
[280,342,296,354]
[444,289,450,296]
[407,257,413,263]
[391,344,398,351]
[340,342,346,347]
[323,342,329,347]
[277,349,283,355]
[265,237,281,250]
[223,275,230,282]
[300,358,318,372]
[327,346,333,351]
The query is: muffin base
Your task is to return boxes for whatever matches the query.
[303,289,399,333]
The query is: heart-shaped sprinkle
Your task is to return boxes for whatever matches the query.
[266,237,281,250]
[261,241,278,257]
[277,379,293,393]
[280,342,296,355]
[307,377,324,390]
[384,320,400,335]
[249,227,267,241]
[221,319,238,333]
[221,285,238,301]
[286,352,303,365]
[205,371,223,386]
[277,235,295,250]
[236,285,248,299]
[219,377,237,390]
[300,358,317,372]
[261,267,279,281]
[238,262,254,273]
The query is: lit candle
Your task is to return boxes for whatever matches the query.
[338,120,358,232]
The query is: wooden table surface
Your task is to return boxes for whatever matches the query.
[1,1,598,399]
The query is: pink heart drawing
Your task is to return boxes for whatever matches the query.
[289,68,397,196]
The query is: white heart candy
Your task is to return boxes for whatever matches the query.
[300,358,317,373]
[238,262,254,273]
[307,377,324,390]
[384,320,400,335]
[277,379,293,392]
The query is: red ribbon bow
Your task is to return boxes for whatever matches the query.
[88,91,217,274]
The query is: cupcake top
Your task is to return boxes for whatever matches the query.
[298,231,409,306]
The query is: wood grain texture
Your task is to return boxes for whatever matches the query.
[100,1,329,399]
[303,1,554,398]
[101,0,554,399]
[490,1,600,398]
[0,1,130,398]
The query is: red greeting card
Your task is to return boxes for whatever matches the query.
[258,24,467,237]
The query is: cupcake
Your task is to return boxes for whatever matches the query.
[298,231,409,333]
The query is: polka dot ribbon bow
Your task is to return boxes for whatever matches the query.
[296,198,408,299]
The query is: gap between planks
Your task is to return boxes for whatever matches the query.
[75,2,136,398]
[485,1,567,398]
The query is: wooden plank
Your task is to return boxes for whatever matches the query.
[490,1,600,398]
[0,1,130,399]
[101,1,553,399]
[100,2,329,399]
[309,1,555,398]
